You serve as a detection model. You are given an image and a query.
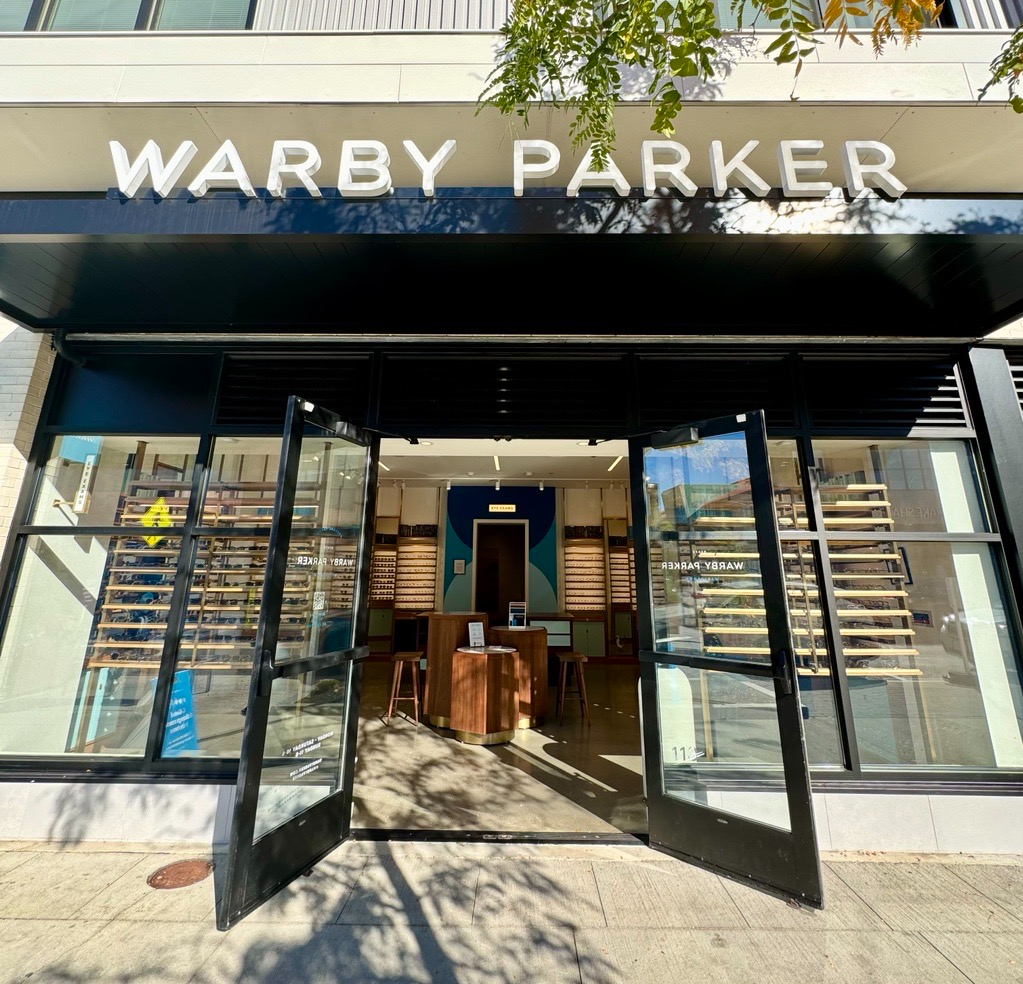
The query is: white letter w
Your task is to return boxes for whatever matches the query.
[109,140,198,198]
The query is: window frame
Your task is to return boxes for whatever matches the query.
[1,350,1022,791]
[18,0,257,32]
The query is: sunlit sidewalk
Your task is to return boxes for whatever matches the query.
[0,839,1021,983]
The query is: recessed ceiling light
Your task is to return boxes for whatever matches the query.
[419,441,433,447]
[576,441,589,447]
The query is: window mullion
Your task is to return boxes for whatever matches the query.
[800,435,862,774]
[143,432,214,765]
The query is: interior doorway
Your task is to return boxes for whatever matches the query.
[472,521,527,628]
[351,436,644,838]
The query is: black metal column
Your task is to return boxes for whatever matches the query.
[962,346,1023,614]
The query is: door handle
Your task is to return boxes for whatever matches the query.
[256,648,274,698]
[774,648,794,696]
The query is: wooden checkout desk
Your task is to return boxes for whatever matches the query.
[422,612,549,744]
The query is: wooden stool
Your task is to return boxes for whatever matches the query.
[387,652,423,723]
[557,652,590,724]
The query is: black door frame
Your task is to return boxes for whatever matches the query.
[217,396,378,930]
[630,410,823,907]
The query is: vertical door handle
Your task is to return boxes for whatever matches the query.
[774,648,794,696]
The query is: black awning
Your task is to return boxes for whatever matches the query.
[0,188,1020,336]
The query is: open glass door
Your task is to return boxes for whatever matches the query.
[630,411,823,908]
[217,397,377,930]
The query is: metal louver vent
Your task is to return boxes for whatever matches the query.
[804,359,967,430]
[379,356,629,433]
[637,358,798,430]
[215,357,372,425]
[1007,353,1023,418]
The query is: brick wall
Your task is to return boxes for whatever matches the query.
[0,319,55,557]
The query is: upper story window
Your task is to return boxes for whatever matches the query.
[0,0,1017,31]
[3,0,253,30]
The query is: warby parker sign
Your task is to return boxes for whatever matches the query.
[109,137,907,201]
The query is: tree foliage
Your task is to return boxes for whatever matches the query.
[478,0,1022,168]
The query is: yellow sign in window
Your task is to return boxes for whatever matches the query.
[140,496,173,547]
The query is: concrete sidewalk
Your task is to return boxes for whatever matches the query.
[0,839,1021,984]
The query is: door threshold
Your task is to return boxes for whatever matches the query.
[349,828,649,846]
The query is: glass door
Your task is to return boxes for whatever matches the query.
[217,397,377,930]
[630,411,823,907]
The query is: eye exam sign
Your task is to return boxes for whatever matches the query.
[109,138,907,201]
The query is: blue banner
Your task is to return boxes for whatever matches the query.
[161,670,200,756]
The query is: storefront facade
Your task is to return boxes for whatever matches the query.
[1,9,1023,922]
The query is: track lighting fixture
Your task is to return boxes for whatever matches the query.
[446,479,452,491]
[539,480,544,491]
[495,479,501,491]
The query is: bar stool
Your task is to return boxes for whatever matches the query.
[557,652,590,725]
[387,651,423,723]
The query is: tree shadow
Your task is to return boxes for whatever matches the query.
[351,660,644,835]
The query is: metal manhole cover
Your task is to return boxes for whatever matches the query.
[146,858,214,890]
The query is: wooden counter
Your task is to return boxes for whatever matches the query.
[449,646,519,744]
[423,612,489,727]
[490,626,549,728]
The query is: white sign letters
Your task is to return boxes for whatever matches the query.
[110,137,907,200]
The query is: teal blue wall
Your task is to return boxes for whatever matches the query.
[443,486,557,614]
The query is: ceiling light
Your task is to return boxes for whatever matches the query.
[400,481,406,491]
[576,441,589,447]
[607,455,624,472]
[494,455,501,471]
[446,479,451,490]
[539,480,544,491]
[419,441,433,447]
[495,479,501,491]
[378,461,391,472]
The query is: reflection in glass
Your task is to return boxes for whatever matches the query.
[784,541,842,766]
[650,538,770,665]
[0,0,33,29]
[645,431,753,534]
[45,0,143,28]
[253,665,349,840]
[832,540,1023,769]
[33,435,199,529]
[0,534,181,756]
[166,536,269,757]
[273,434,366,665]
[814,439,988,533]
[769,440,805,529]
[153,0,249,29]
[201,437,281,521]
[656,663,791,830]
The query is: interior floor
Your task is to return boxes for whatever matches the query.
[352,660,646,835]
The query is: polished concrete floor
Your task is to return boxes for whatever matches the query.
[351,660,646,835]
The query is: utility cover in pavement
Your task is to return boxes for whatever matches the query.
[146,859,213,890]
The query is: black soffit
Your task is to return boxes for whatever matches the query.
[0,188,1021,335]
